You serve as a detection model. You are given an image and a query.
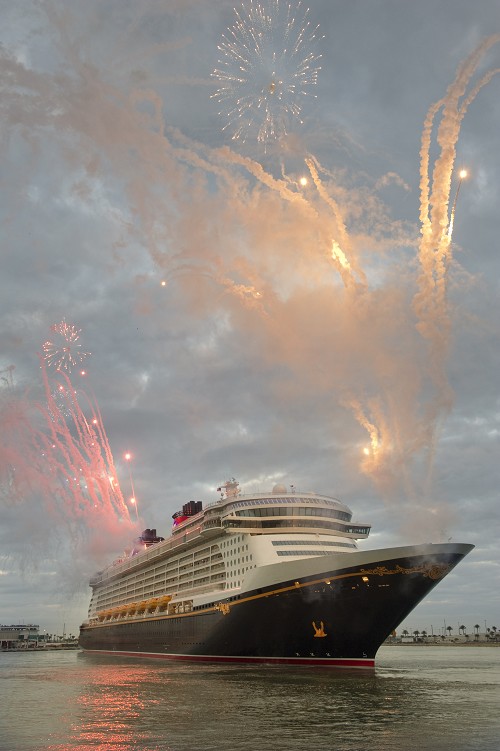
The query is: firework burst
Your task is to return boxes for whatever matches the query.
[43,319,91,372]
[212,0,322,145]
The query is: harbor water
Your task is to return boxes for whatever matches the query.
[1,646,499,751]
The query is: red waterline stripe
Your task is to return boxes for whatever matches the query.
[81,649,374,669]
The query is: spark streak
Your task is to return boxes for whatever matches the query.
[447,168,468,239]
[0,354,133,563]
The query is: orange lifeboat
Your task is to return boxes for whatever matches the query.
[157,595,172,612]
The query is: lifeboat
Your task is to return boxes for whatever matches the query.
[157,595,172,612]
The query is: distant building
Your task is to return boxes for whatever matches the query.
[0,624,39,649]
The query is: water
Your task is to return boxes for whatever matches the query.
[1,647,499,751]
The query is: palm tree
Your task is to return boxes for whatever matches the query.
[421,630,427,640]
[459,624,466,638]
[446,626,453,638]
[474,624,480,641]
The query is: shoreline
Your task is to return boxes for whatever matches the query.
[3,642,499,654]
[1,645,80,653]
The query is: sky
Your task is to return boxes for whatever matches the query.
[0,0,499,639]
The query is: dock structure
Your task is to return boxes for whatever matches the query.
[0,624,39,650]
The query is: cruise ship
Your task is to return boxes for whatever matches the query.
[79,479,473,668]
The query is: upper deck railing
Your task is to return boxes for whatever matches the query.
[203,491,345,511]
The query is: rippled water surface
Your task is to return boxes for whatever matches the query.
[1,647,499,751]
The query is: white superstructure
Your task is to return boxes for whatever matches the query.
[85,480,371,624]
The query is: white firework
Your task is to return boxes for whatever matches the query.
[212,0,322,144]
[43,319,91,373]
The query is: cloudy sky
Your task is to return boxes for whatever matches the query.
[1,0,499,639]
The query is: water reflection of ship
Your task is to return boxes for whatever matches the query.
[79,479,473,668]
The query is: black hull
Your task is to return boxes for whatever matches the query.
[79,547,470,668]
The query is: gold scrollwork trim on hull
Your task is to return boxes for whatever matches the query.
[359,562,451,580]
[215,602,231,615]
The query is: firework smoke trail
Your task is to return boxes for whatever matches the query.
[305,155,368,291]
[209,146,366,294]
[158,259,268,316]
[343,396,381,463]
[416,35,500,387]
[412,35,500,497]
